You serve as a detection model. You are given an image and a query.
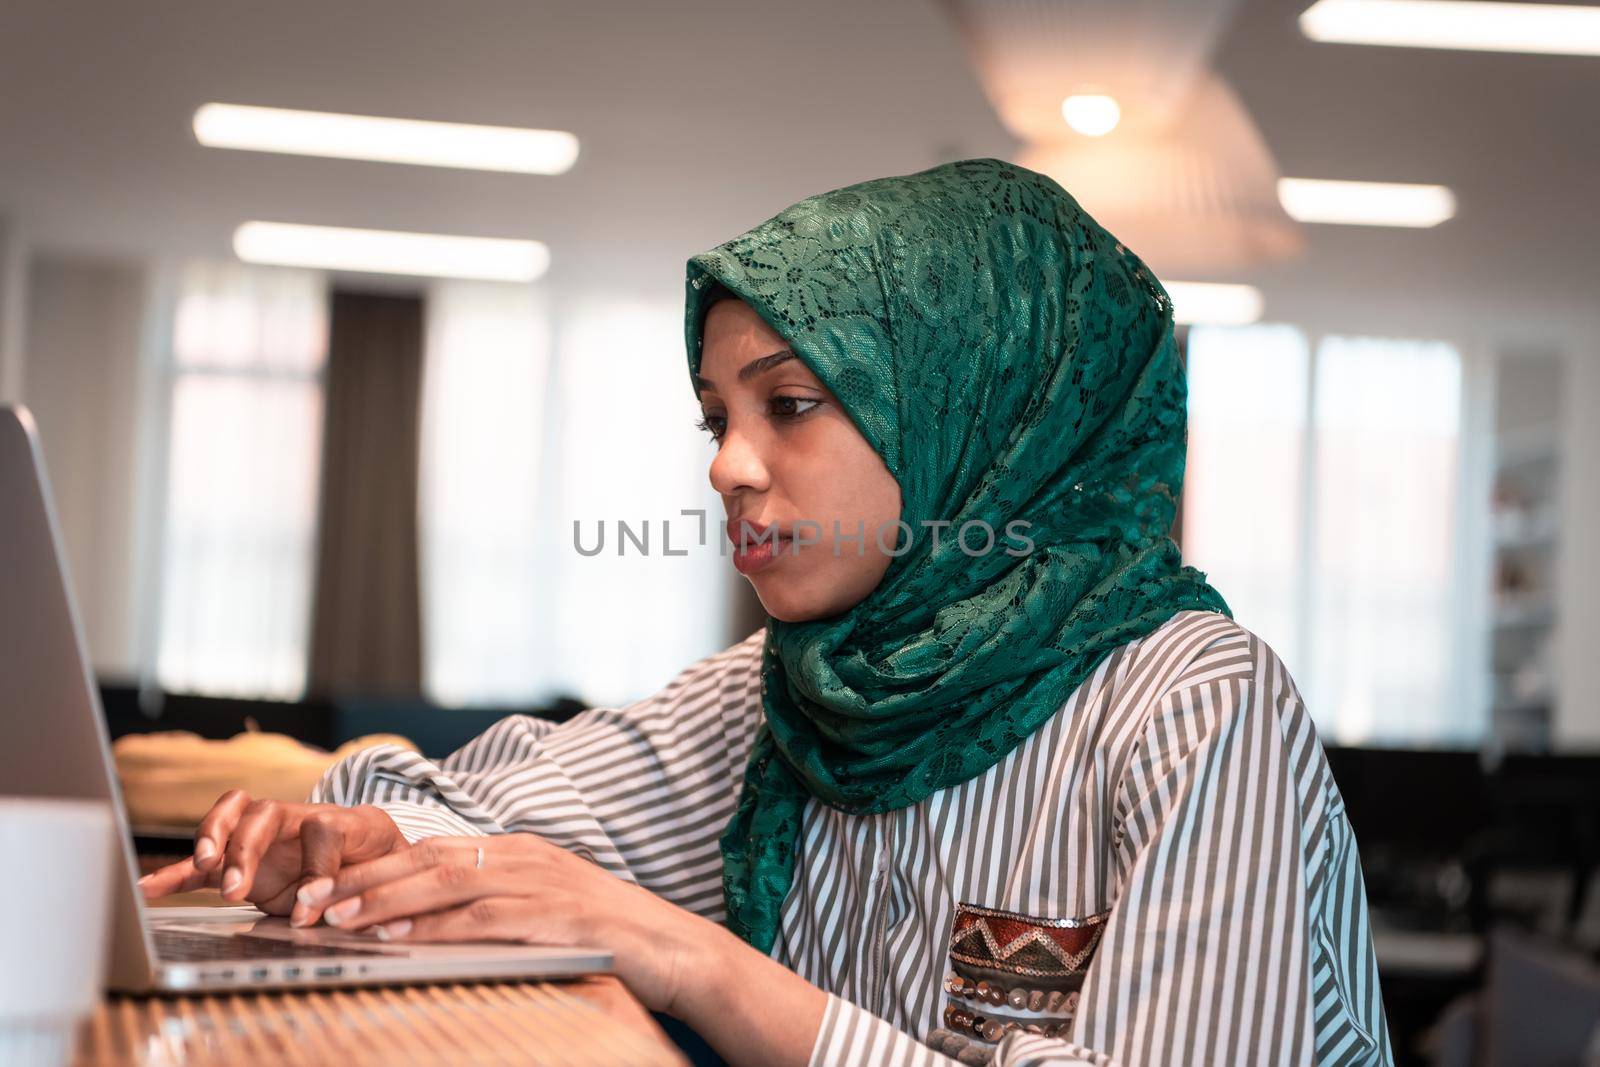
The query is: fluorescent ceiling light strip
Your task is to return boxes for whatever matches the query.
[1278,177,1456,227]
[195,103,579,174]
[234,222,550,282]
[1300,0,1600,57]
[1166,282,1264,326]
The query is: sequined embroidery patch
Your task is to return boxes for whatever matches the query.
[948,901,1109,981]
[937,902,1110,1045]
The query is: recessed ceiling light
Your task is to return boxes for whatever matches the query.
[1300,0,1600,57]
[1061,94,1122,137]
[194,103,579,174]
[233,222,550,282]
[1166,282,1264,326]
[1278,177,1457,227]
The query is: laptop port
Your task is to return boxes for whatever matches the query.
[251,968,270,981]
[314,965,343,979]
[283,966,301,979]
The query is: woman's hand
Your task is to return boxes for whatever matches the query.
[137,791,406,918]
[298,833,829,1066]
[298,833,717,1014]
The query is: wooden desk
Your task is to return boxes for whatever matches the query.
[76,890,687,1066]
[76,977,689,1066]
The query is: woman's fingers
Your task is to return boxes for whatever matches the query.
[192,790,252,873]
[316,846,512,932]
[137,856,213,898]
[252,880,302,918]
[376,895,543,944]
[218,799,288,901]
[288,811,349,927]
[311,838,473,905]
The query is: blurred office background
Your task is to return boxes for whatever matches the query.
[2,0,1598,1060]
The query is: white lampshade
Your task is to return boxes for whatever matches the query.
[936,0,1247,141]
[1021,74,1303,276]
[938,0,1303,274]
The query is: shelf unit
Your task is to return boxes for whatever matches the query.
[1487,356,1564,753]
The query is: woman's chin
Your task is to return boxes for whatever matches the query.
[752,589,821,624]
[749,576,861,624]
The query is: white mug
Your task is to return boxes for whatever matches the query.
[0,797,116,1067]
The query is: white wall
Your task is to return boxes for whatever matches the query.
[21,256,152,677]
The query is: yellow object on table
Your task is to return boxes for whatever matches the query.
[112,727,416,828]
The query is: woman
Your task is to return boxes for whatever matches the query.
[143,158,1393,1066]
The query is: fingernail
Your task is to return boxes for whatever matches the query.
[289,905,309,927]
[297,878,334,906]
[375,920,411,941]
[194,838,216,862]
[324,898,360,927]
[221,867,242,895]
[137,873,152,885]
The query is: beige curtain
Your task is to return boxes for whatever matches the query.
[307,290,425,697]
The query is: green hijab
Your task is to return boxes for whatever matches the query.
[681,157,1230,954]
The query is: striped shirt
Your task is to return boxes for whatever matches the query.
[313,609,1394,1066]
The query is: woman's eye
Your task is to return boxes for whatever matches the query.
[694,397,817,441]
[695,413,726,440]
[770,396,821,420]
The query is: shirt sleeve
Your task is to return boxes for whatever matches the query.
[1060,627,1394,1066]
[807,627,1394,1067]
[811,994,1111,1066]
[309,628,767,921]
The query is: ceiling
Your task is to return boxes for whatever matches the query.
[1213,0,1600,319]
[2,0,1596,318]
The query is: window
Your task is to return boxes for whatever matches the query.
[418,289,731,708]
[152,268,733,708]
[1307,336,1464,744]
[1183,326,1472,746]
[542,299,731,706]
[154,262,327,698]
[418,280,553,706]
[1183,325,1310,673]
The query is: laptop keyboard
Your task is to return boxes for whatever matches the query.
[155,927,390,962]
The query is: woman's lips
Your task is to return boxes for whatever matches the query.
[729,525,792,575]
[727,518,778,544]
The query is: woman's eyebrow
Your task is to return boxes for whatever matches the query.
[693,349,797,393]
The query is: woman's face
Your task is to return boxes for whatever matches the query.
[696,297,902,623]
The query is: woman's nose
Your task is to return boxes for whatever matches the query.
[709,425,771,496]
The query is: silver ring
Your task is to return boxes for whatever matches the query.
[475,846,484,870]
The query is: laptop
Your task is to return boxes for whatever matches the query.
[0,404,613,991]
